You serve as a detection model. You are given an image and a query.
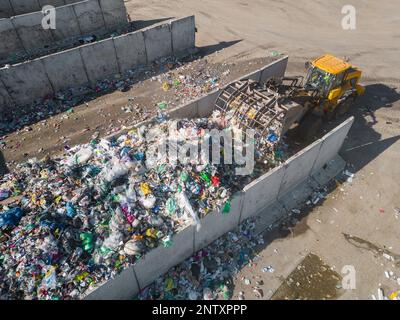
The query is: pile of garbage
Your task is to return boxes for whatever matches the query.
[157,60,227,105]
[0,110,287,300]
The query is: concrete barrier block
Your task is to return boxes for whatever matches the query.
[278,139,323,197]
[194,193,243,252]
[51,5,81,41]
[260,56,288,83]
[241,164,286,222]
[0,18,24,60]
[73,0,105,34]
[143,22,172,63]
[311,117,354,175]
[133,225,195,289]
[197,90,219,118]
[42,48,89,92]
[12,12,55,50]
[98,0,128,29]
[83,267,139,300]
[168,100,198,119]
[79,38,119,84]
[241,69,262,82]
[10,0,40,15]
[171,16,195,56]
[0,59,53,106]
[0,1,14,19]
[38,0,66,7]
[64,0,81,4]
[252,202,287,234]
[113,31,146,73]
[312,154,346,186]
[279,178,316,211]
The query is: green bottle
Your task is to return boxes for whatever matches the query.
[222,200,231,214]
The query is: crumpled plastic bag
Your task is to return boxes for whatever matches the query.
[177,192,201,231]
[66,147,93,166]
[0,207,23,228]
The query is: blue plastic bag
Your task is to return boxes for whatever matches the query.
[0,207,24,228]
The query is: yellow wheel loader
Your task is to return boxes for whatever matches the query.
[216,54,364,142]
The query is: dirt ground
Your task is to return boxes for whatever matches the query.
[1,0,400,300]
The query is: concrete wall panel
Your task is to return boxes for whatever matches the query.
[0,59,53,105]
[171,16,195,56]
[1,0,128,61]
[194,193,243,251]
[278,139,323,197]
[241,165,286,222]
[197,89,219,118]
[0,80,14,114]
[311,116,354,175]
[38,0,66,7]
[64,0,81,4]
[12,11,55,50]
[260,56,288,83]
[143,23,172,63]
[241,69,261,82]
[2,1,82,18]
[168,100,199,119]
[0,1,14,19]
[253,202,287,230]
[10,0,40,15]
[113,31,146,73]
[0,18,24,60]
[79,38,119,84]
[73,0,105,34]
[98,0,127,29]
[51,5,81,41]
[42,48,89,92]
[84,267,139,300]
[133,225,194,289]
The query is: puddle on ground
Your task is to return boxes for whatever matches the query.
[271,253,343,300]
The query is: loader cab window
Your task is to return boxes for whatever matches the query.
[305,66,334,96]
[332,72,345,89]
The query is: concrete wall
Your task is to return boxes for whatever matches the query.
[241,165,286,222]
[194,193,243,252]
[311,118,354,175]
[79,38,120,84]
[0,59,53,106]
[171,15,196,56]
[0,0,128,61]
[113,31,147,73]
[0,0,81,18]
[0,1,14,19]
[143,23,173,63]
[98,0,128,30]
[42,47,89,92]
[84,57,356,299]
[0,16,196,113]
[84,266,139,300]
[133,225,195,289]
[0,18,25,59]
[277,139,323,197]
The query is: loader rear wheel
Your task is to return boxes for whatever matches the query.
[297,113,323,141]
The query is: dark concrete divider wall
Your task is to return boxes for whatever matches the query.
[0,0,81,18]
[0,16,195,114]
[0,0,128,61]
